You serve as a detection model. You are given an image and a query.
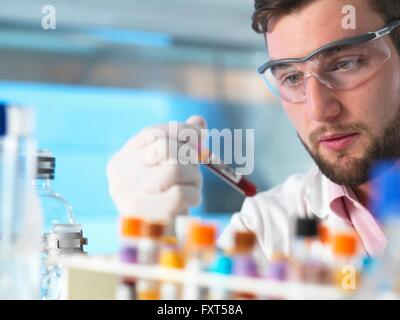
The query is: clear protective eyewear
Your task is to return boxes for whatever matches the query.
[257,20,400,103]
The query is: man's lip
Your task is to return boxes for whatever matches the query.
[318,133,359,142]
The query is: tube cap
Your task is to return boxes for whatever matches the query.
[295,217,318,237]
[318,223,331,245]
[210,254,233,275]
[332,233,358,257]
[159,249,184,269]
[234,231,256,253]
[121,217,142,237]
[140,221,165,239]
[188,221,217,247]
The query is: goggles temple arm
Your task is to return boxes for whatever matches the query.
[258,20,400,75]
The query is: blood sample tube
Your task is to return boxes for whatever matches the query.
[199,148,257,197]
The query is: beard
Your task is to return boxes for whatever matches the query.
[299,107,400,187]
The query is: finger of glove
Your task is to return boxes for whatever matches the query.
[115,185,201,221]
[109,162,202,196]
[125,122,203,151]
[129,137,201,167]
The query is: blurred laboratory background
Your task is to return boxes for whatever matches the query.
[0,0,312,254]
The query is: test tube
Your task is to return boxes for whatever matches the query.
[159,237,184,300]
[199,148,257,197]
[331,232,360,293]
[231,230,259,300]
[263,252,289,282]
[115,217,142,300]
[261,252,289,300]
[182,221,217,300]
[137,221,165,300]
[318,222,334,284]
[291,217,323,283]
[208,252,233,300]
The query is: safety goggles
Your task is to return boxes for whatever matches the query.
[257,20,400,103]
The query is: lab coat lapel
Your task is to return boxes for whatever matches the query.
[303,165,330,220]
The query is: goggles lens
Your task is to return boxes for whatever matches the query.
[260,37,392,103]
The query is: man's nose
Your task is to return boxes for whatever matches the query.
[304,74,342,122]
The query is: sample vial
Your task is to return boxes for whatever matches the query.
[115,217,143,300]
[318,222,334,284]
[231,230,258,300]
[262,252,289,300]
[136,221,165,300]
[263,252,289,282]
[159,237,184,300]
[119,217,142,264]
[199,148,257,197]
[182,221,217,300]
[290,217,323,284]
[332,232,360,293]
[208,252,233,300]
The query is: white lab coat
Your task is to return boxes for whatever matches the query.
[216,165,365,263]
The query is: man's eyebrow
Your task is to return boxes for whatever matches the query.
[272,63,298,72]
[314,46,344,59]
[272,63,296,73]
[271,45,346,65]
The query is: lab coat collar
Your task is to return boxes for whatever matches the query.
[303,165,346,220]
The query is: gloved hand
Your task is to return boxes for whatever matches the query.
[106,115,206,222]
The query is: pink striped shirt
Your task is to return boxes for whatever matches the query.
[327,180,388,258]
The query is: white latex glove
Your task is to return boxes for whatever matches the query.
[106,115,207,222]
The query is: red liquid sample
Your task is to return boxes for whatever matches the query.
[205,163,257,197]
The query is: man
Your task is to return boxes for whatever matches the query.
[106,0,400,261]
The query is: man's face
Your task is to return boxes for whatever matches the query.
[266,0,400,186]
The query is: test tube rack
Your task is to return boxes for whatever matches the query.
[60,254,347,300]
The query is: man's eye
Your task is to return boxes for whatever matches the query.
[282,73,303,86]
[331,57,362,71]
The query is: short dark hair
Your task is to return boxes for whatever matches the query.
[252,0,400,54]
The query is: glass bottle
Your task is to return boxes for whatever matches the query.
[0,104,42,299]
[36,150,87,300]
